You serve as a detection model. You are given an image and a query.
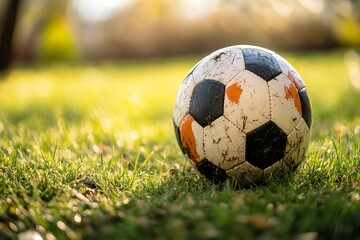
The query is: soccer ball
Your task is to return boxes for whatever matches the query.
[173,45,312,186]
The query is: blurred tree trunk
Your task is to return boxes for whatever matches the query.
[0,0,20,73]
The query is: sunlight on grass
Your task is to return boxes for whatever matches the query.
[0,51,360,239]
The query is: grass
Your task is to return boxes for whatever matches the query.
[0,50,360,239]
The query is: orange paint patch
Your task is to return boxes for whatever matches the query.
[284,84,302,115]
[288,71,304,90]
[226,82,243,104]
[180,114,199,163]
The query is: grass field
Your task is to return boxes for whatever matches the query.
[0,50,360,239]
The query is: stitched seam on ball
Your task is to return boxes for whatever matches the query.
[202,127,207,160]
[223,115,246,134]
[223,70,242,85]
[225,162,265,181]
[267,81,272,120]
[298,85,305,91]
[186,74,196,120]
[225,161,246,172]
[287,117,306,137]
[283,146,303,169]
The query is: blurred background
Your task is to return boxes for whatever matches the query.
[0,0,360,71]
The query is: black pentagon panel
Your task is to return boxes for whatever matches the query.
[196,159,228,184]
[299,88,312,128]
[189,80,225,127]
[246,121,287,170]
[242,48,281,81]
[173,120,185,155]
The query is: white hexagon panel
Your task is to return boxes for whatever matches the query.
[203,116,246,170]
[268,73,302,135]
[224,70,271,133]
[226,161,263,187]
[192,47,245,86]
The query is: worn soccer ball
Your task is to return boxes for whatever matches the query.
[173,45,312,186]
